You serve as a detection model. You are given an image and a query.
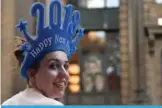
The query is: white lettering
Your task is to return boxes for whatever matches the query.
[30,37,52,58]
[39,42,44,50]
[36,47,41,54]
[29,35,69,58]
[48,37,52,45]
[55,34,59,43]
[55,34,66,44]
[66,41,70,54]
[43,39,48,47]
[30,51,36,58]
[62,37,65,43]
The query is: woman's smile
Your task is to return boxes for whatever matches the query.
[53,79,67,90]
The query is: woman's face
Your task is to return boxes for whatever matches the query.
[29,51,69,99]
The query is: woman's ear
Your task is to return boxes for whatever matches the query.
[27,68,37,86]
[28,68,37,78]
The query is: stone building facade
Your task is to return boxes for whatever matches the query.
[120,0,162,104]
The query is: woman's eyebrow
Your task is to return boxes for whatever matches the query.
[48,58,68,64]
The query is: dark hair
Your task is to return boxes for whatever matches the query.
[14,40,40,83]
[14,47,40,69]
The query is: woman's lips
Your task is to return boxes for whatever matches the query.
[53,82,65,89]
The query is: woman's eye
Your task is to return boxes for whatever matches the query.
[64,64,69,70]
[49,63,57,69]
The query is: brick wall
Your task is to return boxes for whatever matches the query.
[144,0,162,24]
[145,38,162,104]
[120,0,162,104]
[119,0,130,104]
[144,0,162,104]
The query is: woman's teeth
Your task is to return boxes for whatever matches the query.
[54,82,65,88]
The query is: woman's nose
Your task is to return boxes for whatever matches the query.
[58,66,69,79]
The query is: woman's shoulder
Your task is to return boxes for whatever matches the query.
[2,88,64,105]
[2,95,64,106]
[36,98,64,105]
[2,92,23,105]
[24,88,64,105]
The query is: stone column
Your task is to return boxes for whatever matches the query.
[128,0,148,104]
[1,0,18,103]
[119,0,130,104]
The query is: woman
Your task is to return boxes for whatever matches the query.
[2,0,84,105]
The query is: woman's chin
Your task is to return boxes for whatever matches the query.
[56,91,65,98]
[50,91,64,99]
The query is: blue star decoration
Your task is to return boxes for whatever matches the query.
[16,19,28,32]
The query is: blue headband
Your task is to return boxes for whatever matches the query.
[16,0,84,79]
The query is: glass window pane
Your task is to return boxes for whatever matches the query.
[87,0,105,8]
[106,0,120,8]
[95,74,105,92]
[88,31,106,45]
[105,32,120,91]
[78,0,120,8]
[82,53,106,93]
[78,0,105,8]
[155,0,162,4]
[77,0,87,8]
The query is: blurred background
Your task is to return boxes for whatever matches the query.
[1,0,162,105]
